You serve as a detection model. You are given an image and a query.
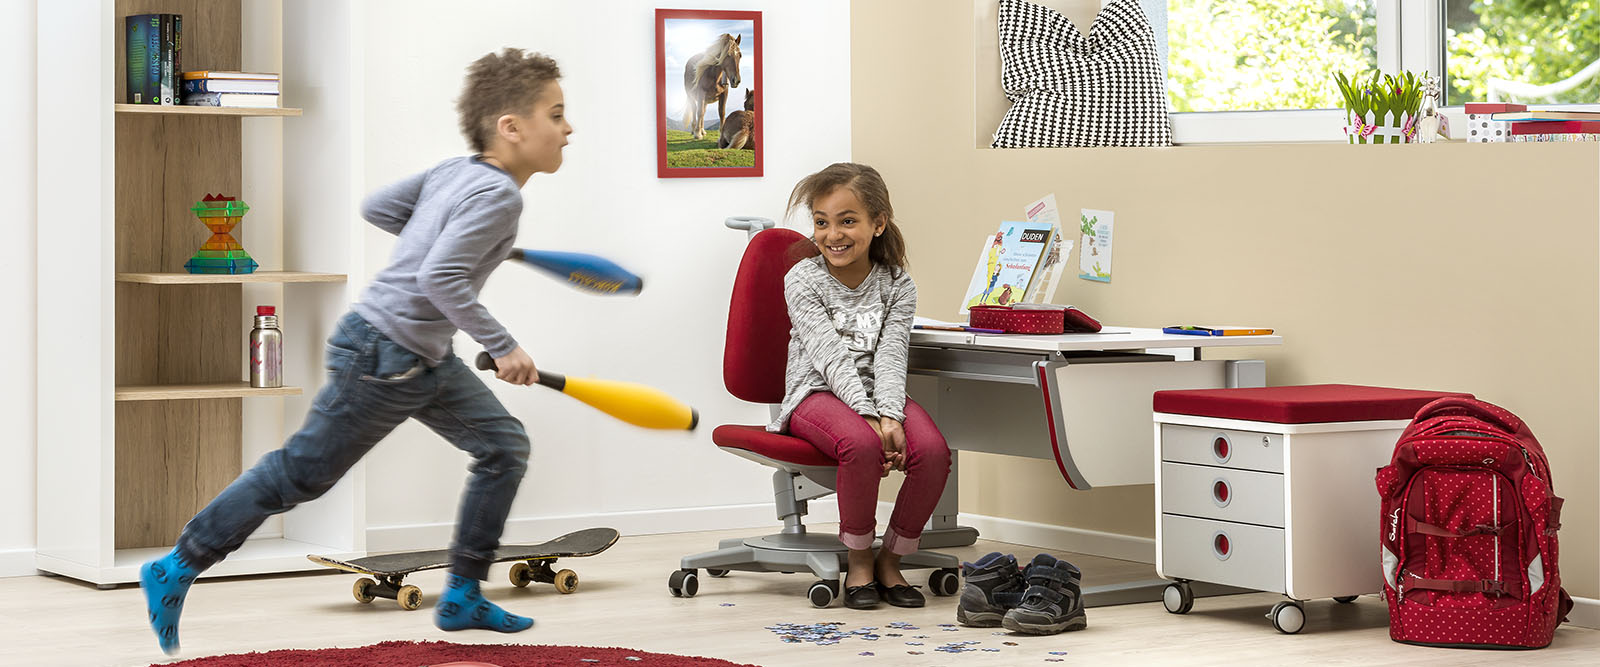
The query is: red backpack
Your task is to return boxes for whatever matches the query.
[1376,397,1572,648]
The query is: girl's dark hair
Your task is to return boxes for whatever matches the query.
[785,162,908,276]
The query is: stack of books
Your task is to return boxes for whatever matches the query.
[1473,103,1600,143]
[124,13,182,105]
[180,71,282,109]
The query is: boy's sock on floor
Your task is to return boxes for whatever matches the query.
[140,549,202,656]
[434,572,534,633]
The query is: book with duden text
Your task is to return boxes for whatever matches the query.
[960,221,1056,314]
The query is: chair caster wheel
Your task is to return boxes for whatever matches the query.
[707,569,730,578]
[928,568,960,596]
[1163,581,1194,614]
[1333,595,1358,604]
[668,569,699,597]
[808,580,839,608]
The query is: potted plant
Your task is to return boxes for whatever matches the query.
[1335,71,1424,144]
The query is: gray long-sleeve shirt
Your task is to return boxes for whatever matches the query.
[353,156,521,366]
[769,256,918,432]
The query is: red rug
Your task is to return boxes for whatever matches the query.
[152,640,760,667]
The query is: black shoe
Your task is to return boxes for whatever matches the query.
[877,583,926,608]
[844,581,881,609]
[1001,554,1087,635]
[957,552,1026,627]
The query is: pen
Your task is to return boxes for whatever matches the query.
[965,327,1006,334]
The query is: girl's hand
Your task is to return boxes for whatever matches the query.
[867,418,893,477]
[880,417,907,472]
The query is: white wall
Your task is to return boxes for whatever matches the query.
[2,0,39,576]
[357,0,852,548]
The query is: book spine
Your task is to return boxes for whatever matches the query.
[159,14,174,104]
[123,16,141,104]
[180,92,222,106]
[144,15,161,104]
[173,14,182,86]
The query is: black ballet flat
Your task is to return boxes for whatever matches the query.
[844,581,881,609]
[877,582,926,608]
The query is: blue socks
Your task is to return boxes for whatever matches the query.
[434,573,534,633]
[140,549,201,655]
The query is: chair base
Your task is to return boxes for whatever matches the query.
[676,533,962,607]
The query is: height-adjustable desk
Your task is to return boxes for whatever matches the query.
[906,326,1282,605]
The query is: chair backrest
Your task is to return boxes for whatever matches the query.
[724,227,809,403]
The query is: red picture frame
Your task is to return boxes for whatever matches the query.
[655,8,762,178]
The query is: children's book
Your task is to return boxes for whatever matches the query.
[1020,194,1073,304]
[959,221,1057,314]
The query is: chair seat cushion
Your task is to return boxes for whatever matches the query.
[712,424,838,467]
[1153,384,1474,424]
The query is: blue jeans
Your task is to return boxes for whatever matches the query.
[176,311,531,580]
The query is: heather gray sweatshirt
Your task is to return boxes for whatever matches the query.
[769,256,917,432]
[353,156,521,366]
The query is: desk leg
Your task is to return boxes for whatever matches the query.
[919,450,978,548]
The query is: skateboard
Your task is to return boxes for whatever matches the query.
[306,527,619,610]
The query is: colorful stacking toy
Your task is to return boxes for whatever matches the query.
[184,194,258,274]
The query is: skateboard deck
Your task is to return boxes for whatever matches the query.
[307,527,619,610]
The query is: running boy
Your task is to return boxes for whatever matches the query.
[140,48,572,654]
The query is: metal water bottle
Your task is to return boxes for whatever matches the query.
[250,306,283,388]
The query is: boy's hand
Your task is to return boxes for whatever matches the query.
[880,418,907,472]
[493,347,539,386]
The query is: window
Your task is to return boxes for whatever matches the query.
[1167,1,1379,113]
[1445,0,1600,105]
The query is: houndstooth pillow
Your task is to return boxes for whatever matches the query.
[993,0,1171,148]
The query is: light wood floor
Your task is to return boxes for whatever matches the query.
[3,527,1596,666]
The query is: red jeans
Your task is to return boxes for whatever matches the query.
[787,392,951,555]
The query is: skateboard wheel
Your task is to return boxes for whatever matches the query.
[509,562,533,588]
[397,585,423,611]
[353,577,377,604]
[554,569,579,594]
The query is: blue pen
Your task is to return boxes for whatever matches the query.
[1163,326,1216,336]
[965,327,1006,334]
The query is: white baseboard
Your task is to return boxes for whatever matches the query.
[367,500,840,553]
[1567,596,1600,630]
[0,548,38,578]
[955,512,1155,564]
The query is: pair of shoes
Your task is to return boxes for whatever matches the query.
[877,582,926,608]
[956,552,1086,635]
[1002,554,1087,635]
[844,581,880,609]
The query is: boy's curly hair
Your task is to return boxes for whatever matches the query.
[457,48,562,153]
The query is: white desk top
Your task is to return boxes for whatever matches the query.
[910,326,1283,353]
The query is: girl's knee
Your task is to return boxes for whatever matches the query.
[908,435,951,471]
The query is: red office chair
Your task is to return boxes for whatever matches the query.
[667,227,961,608]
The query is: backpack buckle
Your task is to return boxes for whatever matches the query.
[1481,579,1507,597]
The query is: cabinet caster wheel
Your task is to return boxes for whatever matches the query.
[509,562,533,588]
[707,569,730,578]
[928,568,960,597]
[553,569,579,594]
[397,585,423,611]
[1163,582,1194,615]
[668,569,699,597]
[808,580,840,608]
[352,577,377,604]
[1269,601,1305,634]
[1333,595,1358,604]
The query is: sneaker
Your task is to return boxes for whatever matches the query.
[956,552,1026,627]
[1001,554,1086,635]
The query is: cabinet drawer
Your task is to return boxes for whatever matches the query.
[1160,515,1285,594]
[1161,424,1283,473]
[1160,462,1284,527]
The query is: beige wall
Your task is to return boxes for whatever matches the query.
[855,0,1599,597]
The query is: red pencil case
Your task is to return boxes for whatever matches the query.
[969,306,1102,334]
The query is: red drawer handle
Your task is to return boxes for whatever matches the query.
[1212,435,1231,463]
[1212,532,1232,560]
[1212,479,1231,507]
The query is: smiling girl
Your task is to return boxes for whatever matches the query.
[768,162,952,610]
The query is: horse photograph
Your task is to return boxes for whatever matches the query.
[655,9,762,177]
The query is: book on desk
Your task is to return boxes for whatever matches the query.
[1162,325,1274,337]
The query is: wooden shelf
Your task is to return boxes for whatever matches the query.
[115,383,303,402]
[116,271,347,284]
[115,103,301,117]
